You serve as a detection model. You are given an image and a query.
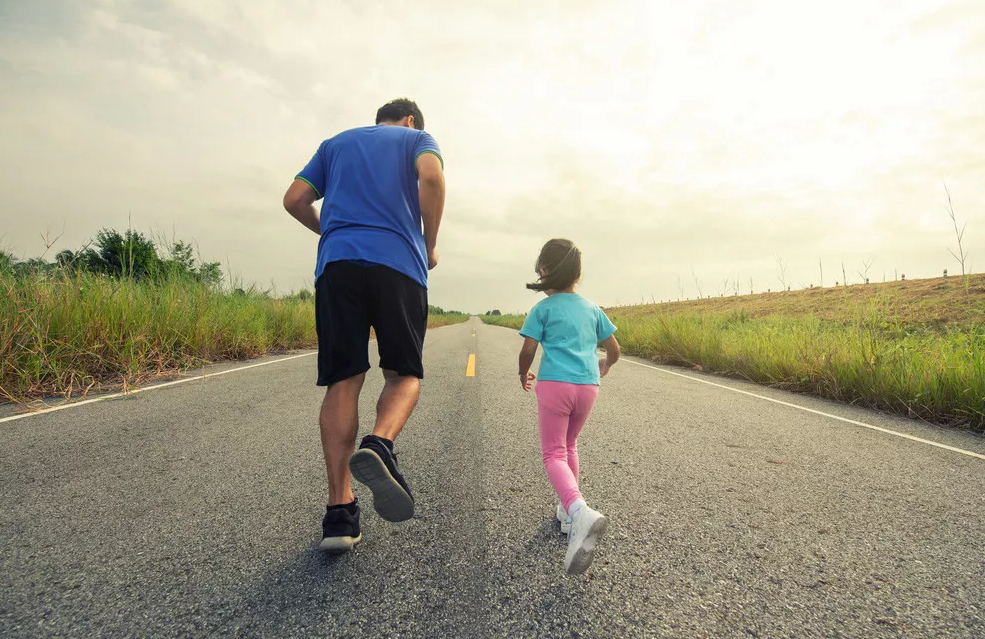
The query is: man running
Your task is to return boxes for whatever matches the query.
[282,98,445,552]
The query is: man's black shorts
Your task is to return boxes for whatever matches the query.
[315,260,428,386]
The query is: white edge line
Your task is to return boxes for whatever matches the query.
[623,358,985,462]
[0,352,317,424]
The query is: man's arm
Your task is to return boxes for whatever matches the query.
[283,179,321,236]
[416,152,445,269]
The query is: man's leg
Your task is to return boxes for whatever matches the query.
[315,262,372,551]
[347,369,418,522]
[320,372,366,505]
[373,369,420,441]
[347,265,425,523]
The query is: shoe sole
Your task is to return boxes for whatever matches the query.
[565,516,608,575]
[349,449,415,522]
[319,533,362,554]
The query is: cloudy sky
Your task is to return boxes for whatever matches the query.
[1,0,983,313]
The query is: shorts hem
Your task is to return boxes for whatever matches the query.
[317,365,372,387]
[379,366,425,379]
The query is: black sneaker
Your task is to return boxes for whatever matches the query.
[319,500,362,553]
[348,435,414,522]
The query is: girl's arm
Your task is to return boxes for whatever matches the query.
[599,334,620,377]
[518,337,539,391]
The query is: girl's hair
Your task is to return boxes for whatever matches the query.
[526,238,581,292]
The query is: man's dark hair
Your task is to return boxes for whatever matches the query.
[526,239,581,292]
[376,98,425,130]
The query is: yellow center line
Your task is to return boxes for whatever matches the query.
[466,323,477,376]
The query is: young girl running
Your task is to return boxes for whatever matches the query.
[517,238,621,575]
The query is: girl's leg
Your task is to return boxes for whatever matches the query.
[565,385,600,486]
[536,381,581,511]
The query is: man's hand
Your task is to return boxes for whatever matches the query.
[599,359,611,378]
[428,247,439,270]
[521,371,536,392]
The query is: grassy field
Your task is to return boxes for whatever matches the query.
[482,274,985,432]
[0,271,467,404]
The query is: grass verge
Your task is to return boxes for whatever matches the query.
[0,271,467,404]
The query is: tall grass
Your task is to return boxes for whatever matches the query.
[481,309,985,431]
[481,314,524,330]
[0,271,314,401]
[0,271,466,402]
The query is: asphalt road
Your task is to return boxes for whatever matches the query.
[2,317,984,638]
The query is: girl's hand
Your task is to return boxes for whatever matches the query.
[599,359,611,378]
[521,371,536,392]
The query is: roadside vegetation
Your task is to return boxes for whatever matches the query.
[482,274,985,432]
[0,229,466,404]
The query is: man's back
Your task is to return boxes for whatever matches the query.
[296,125,442,288]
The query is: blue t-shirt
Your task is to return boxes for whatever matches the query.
[519,293,617,385]
[296,125,443,287]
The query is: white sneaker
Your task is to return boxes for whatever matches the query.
[556,503,572,534]
[564,506,608,575]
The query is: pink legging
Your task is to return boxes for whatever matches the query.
[535,380,600,512]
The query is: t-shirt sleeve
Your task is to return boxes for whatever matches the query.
[413,131,443,169]
[519,306,544,342]
[295,143,327,199]
[595,307,617,342]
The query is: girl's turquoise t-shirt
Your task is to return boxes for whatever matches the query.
[519,293,617,385]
